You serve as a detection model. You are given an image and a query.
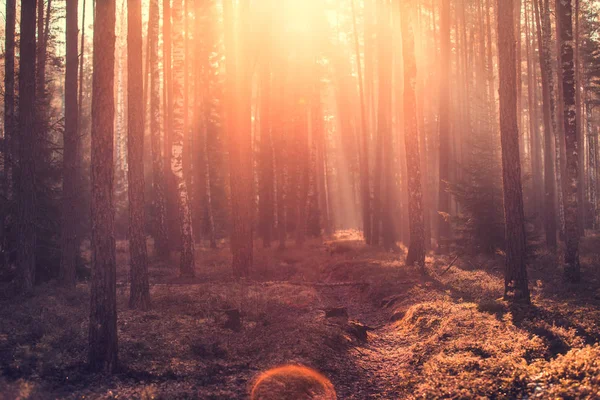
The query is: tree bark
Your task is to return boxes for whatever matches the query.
[224,0,253,277]
[497,0,530,303]
[533,0,557,247]
[61,0,79,288]
[3,0,16,194]
[258,15,274,248]
[401,0,426,268]
[437,0,452,249]
[172,0,196,278]
[17,0,38,294]
[89,0,118,373]
[574,0,584,236]
[148,0,169,259]
[127,0,150,309]
[351,0,372,245]
[557,0,581,282]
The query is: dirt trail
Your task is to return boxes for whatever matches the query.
[314,281,413,398]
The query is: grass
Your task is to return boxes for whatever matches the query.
[0,231,599,399]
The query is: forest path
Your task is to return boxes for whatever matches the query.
[314,279,416,398]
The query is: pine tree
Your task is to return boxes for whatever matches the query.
[172,0,196,277]
[497,0,530,303]
[148,0,169,259]
[89,0,118,373]
[127,0,150,308]
[401,0,426,268]
[17,0,38,293]
[61,0,79,287]
[557,0,581,282]
[533,0,557,248]
[3,0,16,194]
[224,0,253,277]
[438,0,452,250]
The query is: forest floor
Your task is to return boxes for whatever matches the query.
[1,231,600,399]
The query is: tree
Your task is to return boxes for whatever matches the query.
[3,0,16,193]
[148,0,169,259]
[258,10,275,248]
[60,0,79,287]
[437,0,452,250]
[557,0,581,282]
[224,0,254,278]
[127,0,151,308]
[89,0,118,372]
[401,0,426,268]
[163,0,176,253]
[351,0,373,245]
[172,0,196,277]
[533,0,557,248]
[17,0,38,293]
[497,0,530,303]
[378,0,395,251]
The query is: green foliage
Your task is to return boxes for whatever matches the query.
[447,130,505,254]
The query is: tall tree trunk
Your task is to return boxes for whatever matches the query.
[516,0,523,136]
[275,56,288,250]
[588,100,597,229]
[172,0,196,277]
[17,0,38,294]
[3,0,16,194]
[533,0,557,247]
[61,0,79,287]
[552,0,566,241]
[89,0,118,373]
[497,0,530,303]
[351,0,372,245]
[437,0,452,249]
[525,2,543,220]
[574,0,584,236]
[258,15,274,248]
[224,0,254,277]
[78,0,87,130]
[401,0,426,268]
[148,0,169,259]
[377,0,394,250]
[557,0,581,282]
[295,107,310,248]
[127,0,150,309]
[163,0,176,253]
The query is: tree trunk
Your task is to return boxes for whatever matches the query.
[3,0,16,195]
[553,0,567,240]
[557,0,581,282]
[275,58,288,249]
[258,19,274,248]
[497,0,530,303]
[163,0,176,253]
[172,0,196,278]
[525,2,543,221]
[351,0,372,245]
[127,0,150,309]
[78,0,86,130]
[376,0,394,250]
[148,0,169,259]
[574,0,584,236]
[224,0,253,277]
[17,0,38,294]
[61,0,79,288]
[89,0,118,373]
[437,0,452,249]
[533,0,557,247]
[401,0,426,268]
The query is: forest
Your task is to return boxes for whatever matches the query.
[0,0,600,398]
